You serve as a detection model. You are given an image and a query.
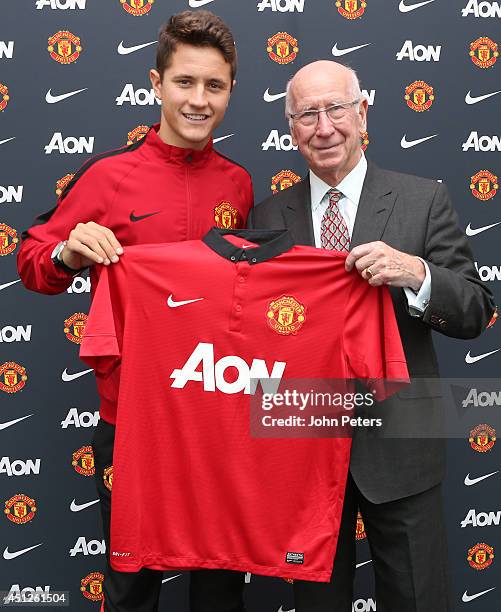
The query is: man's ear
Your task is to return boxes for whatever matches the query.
[150,69,162,99]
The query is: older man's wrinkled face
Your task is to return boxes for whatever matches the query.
[289,66,367,182]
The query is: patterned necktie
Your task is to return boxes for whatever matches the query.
[320,188,350,251]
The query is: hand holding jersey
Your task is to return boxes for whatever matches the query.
[61,221,123,269]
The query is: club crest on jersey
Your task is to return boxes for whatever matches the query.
[356,511,367,540]
[64,312,88,344]
[80,572,104,601]
[404,81,434,112]
[0,362,27,394]
[0,83,9,112]
[120,0,154,16]
[336,0,367,19]
[72,446,95,476]
[47,31,82,64]
[470,170,498,201]
[56,173,75,197]
[103,465,113,491]
[267,296,306,335]
[271,170,301,194]
[214,201,241,229]
[487,306,498,329]
[469,424,496,452]
[0,224,19,256]
[467,543,494,570]
[4,494,37,524]
[267,32,298,64]
[127,124,149,145]
[470,37,498,68]
[361,130,369,152]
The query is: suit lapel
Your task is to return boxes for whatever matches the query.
[350,161,398,249]
[282,176,315,246]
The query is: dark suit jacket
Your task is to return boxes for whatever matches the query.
[248,161,495,503]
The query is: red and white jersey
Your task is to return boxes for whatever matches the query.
[80,229,409,582]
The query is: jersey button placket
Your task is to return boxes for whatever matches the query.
[229,262,250,333]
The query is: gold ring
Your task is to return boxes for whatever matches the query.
[366,267,374,278]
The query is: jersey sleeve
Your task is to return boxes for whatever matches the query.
[343,276,410,401]
[80,262,125,377]
[17,159,111,294]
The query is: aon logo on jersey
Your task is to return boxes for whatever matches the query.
[170,342,286,395]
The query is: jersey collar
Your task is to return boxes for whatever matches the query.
[144,123,213,163]
[203,229,294,264]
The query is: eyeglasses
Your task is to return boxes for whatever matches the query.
[289,99,360,127]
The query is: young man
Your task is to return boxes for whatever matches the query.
[18,11,253,612]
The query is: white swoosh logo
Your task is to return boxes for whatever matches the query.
[0,279,21,292]
[213,134,234,144]
[464,471,499,486]
[0,137,16,146]
[277,607,295,612]
[162,574,182,584]
[356,559,372,569]
[401,134,438,149]
[0,414,33,431]
[466,222,501,237]
[332,42,372,57]
[46,88,88,104]
[465,348,501,364]
[399,0,436,12]
[61,367,93,382]
[3,543,43,560]
[70,498,100,512]
[167,294,204,308]
[189,0,215,6]
[117,40,157,55]
[242,244,254,249]
[465,90,501,105]
[264,89,287,103]
[462,588,496,603]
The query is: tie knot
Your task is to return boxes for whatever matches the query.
[327,188,342,204]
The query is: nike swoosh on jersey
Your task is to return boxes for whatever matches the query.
[331,42,371,57]
[464,471,499,486]
[62,368,93,382]
[162,574,182,584]
[3,543,43,560]
[45,88,88,104]
[0,414,33,431]
[356,559,372,569]
[399,0,436,12]
[0,279,21,292]
[117,40,157,55]
[130,211,160,223]
[465,348,500,364]
[241,244,255,249]
[462,588,496,603]
[167,295,204,308]
[466,221,501,236]
[465,90,501,105]
[0,137,16,146]
[189,0,216,6]
[400,134,438,149]
[263,89,287,103]
[213,134,234,144]
[70,498,100,512]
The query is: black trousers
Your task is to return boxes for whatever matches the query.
[92,419,246,612]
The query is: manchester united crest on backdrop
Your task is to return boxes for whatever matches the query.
[47,31,82,64]
[267,32,298,64]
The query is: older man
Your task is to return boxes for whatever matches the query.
[247,61,494,611]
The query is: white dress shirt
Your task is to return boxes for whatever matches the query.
[309,154,431,315]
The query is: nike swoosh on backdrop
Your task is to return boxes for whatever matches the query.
[465,90,501,105]
[70,498,100,512]
[331,42,372,57]
[399,0,436,12]
[3,543,43,560]
[130,211,160,223]
[465,348,500,364]
[0,279,21,292]
[45,88,88,104]
[356,559,372,569]
[62,368,93,382]
[213,134,234,144]
[462,588,496,603]
[263,89,287,103]
[0,137,16,146]
[464,471,499,486]
[0,414,33,431]
[162,574,182,584]
[466,222,501,237]
[189,0,216,6]
[400,134,438,149]
[117,40,157,55]
[277,607,295,612]
[167,295,204,308]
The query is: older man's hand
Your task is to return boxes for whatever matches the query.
[345,241,425,291]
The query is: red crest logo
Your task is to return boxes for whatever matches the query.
[356,511,366,540]
[214,201,241,229]
[127,125,149,145]
[72,446,95,476]
[64,312,88,344]
[120,0,154,17]
[0,362,28,394]
[267,32,299,65]
[469,424,496,452]
[4,494,37,524]
[81,572,104,601]
[271,170,301,194]
[405,81,434,112]
[470,170,498,201]
[0,224,18,256]
[470,37,498,68]
[467,543,494,570]
[336,0,367,19]
[48,31,82,64]
[0,83,9,111]
[267,296,306,335]
[103,465,113,491]
[56,173,75,197]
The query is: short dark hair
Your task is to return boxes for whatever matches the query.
[156,11,237,82]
